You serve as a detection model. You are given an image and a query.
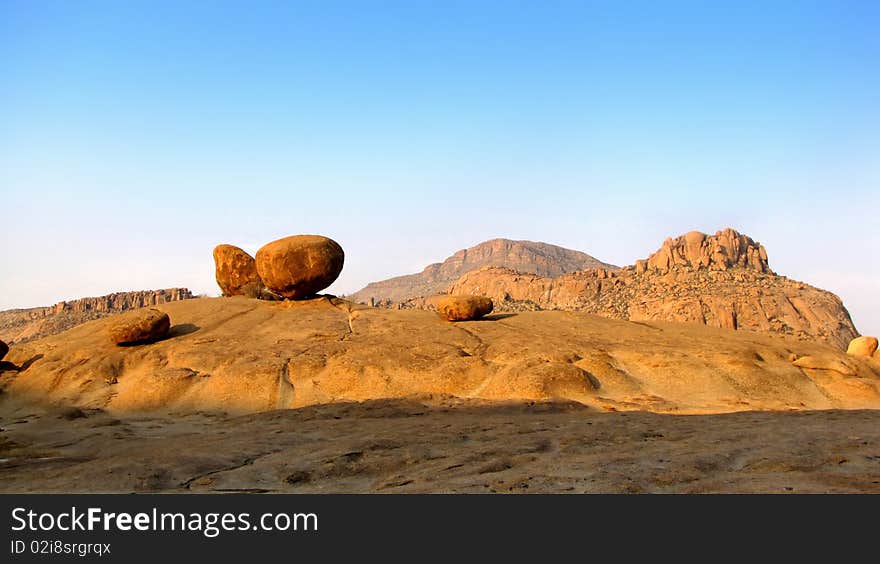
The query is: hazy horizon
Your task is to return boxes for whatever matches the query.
[2,2,878,336]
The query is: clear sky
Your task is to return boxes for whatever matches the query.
[1,1,878,336]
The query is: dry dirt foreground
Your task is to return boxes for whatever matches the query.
[2,398,880,493]
[2,296,880,493]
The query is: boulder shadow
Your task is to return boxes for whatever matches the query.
[19,354,44,371]
[116,324,201,347]
[481,313,518,321]
[167,323,201,338]
[0,354,44,373]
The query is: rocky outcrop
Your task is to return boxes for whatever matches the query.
[847,336,878,357]
[349,239,615,305]
[427,295,494,321]
[4,296,879,414]
[0,339,7,361]
[255,235,344,299]
[0,289,193,345]
[108,309,171,345]
[213,244,265,298]
[50,288,192,314]
[646,229,769,273]
[446,229,858,349]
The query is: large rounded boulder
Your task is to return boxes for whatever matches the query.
[108,309,171,345]
[428,295,494,321]
[847,336,878,357]
[213,244,265,298]
[255,235,344,299]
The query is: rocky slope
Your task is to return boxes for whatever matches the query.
[0,289,194,344]
[348,238,615,305]
[2,296,878,415]
[447,229,858,349]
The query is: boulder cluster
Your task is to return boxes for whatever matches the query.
[213,235,345,300]
[214,234,497,321]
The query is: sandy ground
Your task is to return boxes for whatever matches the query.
[2,396,879,493]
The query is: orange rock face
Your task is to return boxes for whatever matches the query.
[213,244,265,297]
[108,309,171,345]
[255,235,344,299]
[428,295,494,321]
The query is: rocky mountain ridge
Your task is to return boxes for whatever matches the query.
[348,238,615,305]
[0,289,194,344]
[438,228,857,349]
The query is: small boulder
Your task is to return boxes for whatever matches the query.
[255,235,344,299]
[847,336,878,357]
[0,339,7,361]
[108,309,171,345]
[429,295,494,321]
[213,244,266,298]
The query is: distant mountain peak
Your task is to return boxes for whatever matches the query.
[349,238,615,304]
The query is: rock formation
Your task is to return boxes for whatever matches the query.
[349,238,615,305]
[646,229,769,273]
[213,244,266,298]
[108,309,171,345]
[255,235,344,299]
[0,289,194,345]
[428,295,494,321]
[3,296,879,414]
[0,339,7,361]
[445,229,858,349]
[847,336,878,357]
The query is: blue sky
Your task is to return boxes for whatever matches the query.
[1,1,878,335]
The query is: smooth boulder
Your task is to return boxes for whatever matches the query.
[255,235,344,299]
[108,309,171,345]
[213,244,266,298]
[429,295,494,321]
[847,336,878,357]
